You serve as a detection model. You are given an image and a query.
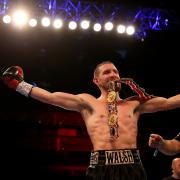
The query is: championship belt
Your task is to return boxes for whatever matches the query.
[107,82,119,139]
[119,78,154,100]
[107,78,154,139]
[107,91,116,103]
[108,113,118,127]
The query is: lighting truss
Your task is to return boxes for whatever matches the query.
[0,0,179,39]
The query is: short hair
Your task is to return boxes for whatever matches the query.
[94,61,114,78]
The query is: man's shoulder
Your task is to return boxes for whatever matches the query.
[125,95,139,100]
[78,93,96,100]
[124,95,156,102]
[124,95,143,102]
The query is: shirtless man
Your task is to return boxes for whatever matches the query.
[2,61,180,180]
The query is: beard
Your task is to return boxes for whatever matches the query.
[102,78,121,91]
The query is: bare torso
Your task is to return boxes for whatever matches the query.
[80,94,141,151]
[30,63,174,151]
[30,85,155,151]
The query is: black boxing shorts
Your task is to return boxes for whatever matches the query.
[86,149,147,180]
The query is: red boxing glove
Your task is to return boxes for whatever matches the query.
[2,66,33,97]
[2,66,24,90]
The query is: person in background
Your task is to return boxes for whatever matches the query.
[162,158,180,180]
[149,132,180,155]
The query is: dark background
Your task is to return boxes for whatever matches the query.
[0,0,179,179]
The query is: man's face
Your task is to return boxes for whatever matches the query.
[173,158,180,176]
[94,63,120,90]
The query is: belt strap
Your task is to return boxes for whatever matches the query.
[90,149,141,166]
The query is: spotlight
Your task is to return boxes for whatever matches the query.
[93,23,102,32]
[53,19,63,29]
[12,10,28,26]
[104,22,113,31]
[68,21,77,30]
[126,25,135,35]
[80,20,90,30]
[2,15,12,24]
[117,24,126,34]
[41,17,51,27]
[29,18,37,27]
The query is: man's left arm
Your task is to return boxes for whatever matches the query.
[138,95,180,114]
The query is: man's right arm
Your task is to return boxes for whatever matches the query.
[30,87,87,112]
[2,66,88,112]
